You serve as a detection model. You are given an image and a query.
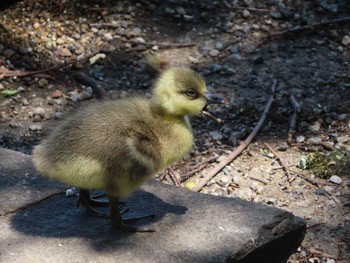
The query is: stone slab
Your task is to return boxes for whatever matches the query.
[0,148,64,216]
[0,148,306,262]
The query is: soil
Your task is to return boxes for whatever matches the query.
[0,0,349,262]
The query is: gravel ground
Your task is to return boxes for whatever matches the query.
[0,0,349,262]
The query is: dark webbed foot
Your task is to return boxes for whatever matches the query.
[109,195,156,232]
[78,189,109,218]
[78,190,155,231]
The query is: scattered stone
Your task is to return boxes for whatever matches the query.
[165,7,175,15]
[38,79,48,88]
[132,27,142,35]
[79,87,93,101]
[215,42,223,50]
[308,136,323,144]
[341,35,350,46]
[211,63,222,73]
[3,48,15,58]
[338,114,347,121]
[218,177,229,186]
[329,175,342,185]
[183,15,194,22]
[29,123,42,131]
[209,131,223,140]
[103,33,114,41]
[266,197,277,205]
[59,47,72,57]
[277,142,289,151]
[315,189,327,196]
[209,49,220,57]
[33,107,45,118]
[65,188,76,197]
[54,112,63,119]
[296,135,305,143]
[176,7,186,16]
[51,90,62,98]
[270,11,283,19]
[241,9,250,18]
[188,56,200,64]
[336,136,349,144]
[309,121,321,132]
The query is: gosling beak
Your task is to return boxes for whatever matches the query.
[202,92,228,123]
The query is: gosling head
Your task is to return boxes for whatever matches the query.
[152,67,227,122]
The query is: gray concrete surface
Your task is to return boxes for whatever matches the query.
[0,148,306,263]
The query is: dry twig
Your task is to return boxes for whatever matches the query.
[181,156,218,182]
[306,247,337,260]
[287,94,301,143]
[264,142,292,183]
[192,80,277,192]
[74,72,108,99]
[249,176,268,185]
[256,17,350,49]
[124,40,196,49]
[167,167,181,186]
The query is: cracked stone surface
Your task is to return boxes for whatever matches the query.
[0,148,306,263]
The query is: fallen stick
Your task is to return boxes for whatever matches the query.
[192,80,277,192]
[255,17,350,49]
[181,156,218,182]
[168,167,181,186]
[249,176,268,185]
[307,247,337,260]
[124,40,196,49]
[74,72,108,99]
[287,94,301,143]
[264,142,292,183]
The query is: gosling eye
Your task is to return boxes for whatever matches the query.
[186,89,197,98]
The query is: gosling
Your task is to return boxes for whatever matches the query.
[32,67,227,232]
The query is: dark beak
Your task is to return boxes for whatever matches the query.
[202,92,228,123]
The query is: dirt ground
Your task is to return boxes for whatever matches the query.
[0,0,349,262]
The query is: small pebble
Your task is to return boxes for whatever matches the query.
[209,131,223,140]
[33,107,45,118]
[342,35,350,46]
[215,42,223,50]
[309,121,321,132]
[296,135,305,143]
[308,136,323,144]
[209,49,220,57]
[29,124,42,131]
[241,9,250,18]
[329,175,342,185]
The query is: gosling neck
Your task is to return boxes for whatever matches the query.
[150,98,187,123]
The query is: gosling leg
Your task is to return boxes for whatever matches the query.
[78,189,109,218]
[108,195,155,232]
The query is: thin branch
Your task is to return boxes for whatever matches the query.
[124,40,196,49]
[192,80,277,192]
[74,72,108,99]
[228,5,272,12]
[306,247,337,260]
[256,17,350,49]
[249,176,268,185]
[288,94,301,142]
[180,156,218,182]
[264,142,292,183]
[168,167,181,186]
